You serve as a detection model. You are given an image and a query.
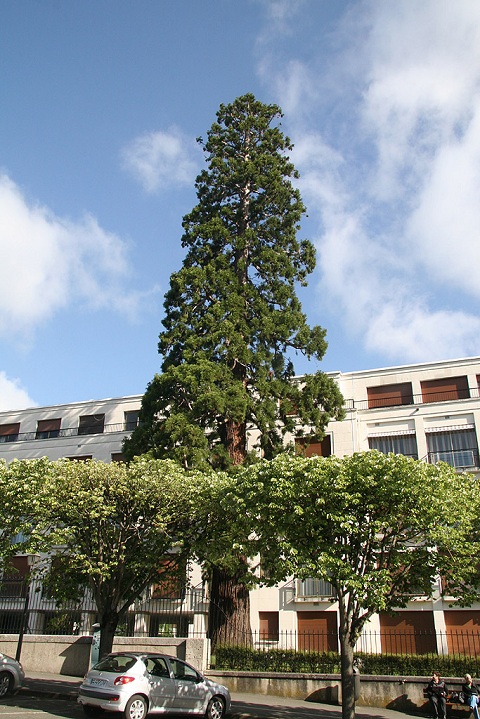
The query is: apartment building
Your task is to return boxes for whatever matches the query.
[252,356,480,656]
[1,355,479,652]
[0,395,142,463]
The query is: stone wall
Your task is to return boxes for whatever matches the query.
[0,635,209,677]
[0,635,473,715]
[206,671,472,715]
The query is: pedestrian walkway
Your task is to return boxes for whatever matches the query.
[19,671,424,718]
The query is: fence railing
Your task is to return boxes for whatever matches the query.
[0,578,479,662]
[343,386,480,412]
[426,448,480,470]
[0,422,138,445]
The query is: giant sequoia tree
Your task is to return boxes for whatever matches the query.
[124,93,344,646]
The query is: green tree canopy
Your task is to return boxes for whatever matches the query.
[0,458,52,568]
[124,93,344,471]
[36,458,207,657]
[233,451,479,719]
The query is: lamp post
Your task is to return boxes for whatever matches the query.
[15,554,39,663]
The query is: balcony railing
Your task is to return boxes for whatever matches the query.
[346,386,480,411]
[426,448,480,470]
[283,578,336,602]
[0,422,138,445]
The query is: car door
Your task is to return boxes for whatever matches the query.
[168,658,209,713]
[144,657,176,710]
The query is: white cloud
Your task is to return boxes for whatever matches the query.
[121,126,200,193]
[0,372,35,411]
[406,99,480,297]
[0,174,146,340]
[256,0,480,365]
[359,0,480,199]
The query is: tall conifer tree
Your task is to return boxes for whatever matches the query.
[124,94,344,645]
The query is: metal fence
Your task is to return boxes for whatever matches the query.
[0,578,208,638]
[1,578,480,664]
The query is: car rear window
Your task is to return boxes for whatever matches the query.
[94,655,137,673]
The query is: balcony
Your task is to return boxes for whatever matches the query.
[426,448,480,470]
[0,422,138,445]
[346,386,480,411]
[283,578,336,602]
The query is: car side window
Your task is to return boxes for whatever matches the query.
[169,659,200,683]
[148,658,170,678]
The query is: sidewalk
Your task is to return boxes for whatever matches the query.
[19,671,423,718]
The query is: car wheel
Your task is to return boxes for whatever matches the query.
[205,696,226,719]
[0,672,12,698]
[124,695,147,719]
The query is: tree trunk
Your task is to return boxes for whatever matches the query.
[340,631,356,719]
[209,419,252,650]
[225,419,246,466]
[99,609,120,659]
[208,564,252,651]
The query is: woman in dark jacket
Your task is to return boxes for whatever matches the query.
[426,671,447,719]
[462,674,480,719]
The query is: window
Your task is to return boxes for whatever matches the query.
[67,455,93,461]
[444,611,480,655]
[145,657,170,678]
[368,432,418,459]
[367,383,413,409]
[78,414,105,435]
[36,418,61,439]
[421,376,470,403]
[426,427,479,468]
[0,556,30,598]
[169,658,199,682]
[111,453,125,463]
[379,612,436,654]
[295,435,332,457]
[151,559,186,599]
[259,611,279,642]
[297,611,338,653]
[124,411,139,431]
[297,578,335,598]
[0,423,20,443]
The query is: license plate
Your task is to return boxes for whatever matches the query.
[90,678,107,687]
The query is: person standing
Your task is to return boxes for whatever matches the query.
[462,674,480,719]
[426,671,448,719]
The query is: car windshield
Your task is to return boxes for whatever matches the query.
[93,655,137,673]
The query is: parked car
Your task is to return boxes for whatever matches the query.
[0,653,24,698]
[78,652,230,719]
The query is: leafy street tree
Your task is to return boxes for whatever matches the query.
[234,451,479,719]
[0,458,51,569]
[36,458,205,658]
[124,93,344,646]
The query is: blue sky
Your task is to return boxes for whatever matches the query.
[2,0,480,410]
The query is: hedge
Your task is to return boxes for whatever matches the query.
[214,645,480,677]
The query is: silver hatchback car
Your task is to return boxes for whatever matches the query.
[0,653,24,698]
[78,652,230,719]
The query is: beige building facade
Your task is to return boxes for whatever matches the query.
[1,355,480,653]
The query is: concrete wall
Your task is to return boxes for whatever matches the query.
[0,633,473,716]
[206,671,472,715]
[0,635,209,677]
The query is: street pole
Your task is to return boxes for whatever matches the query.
[15,581,30,662]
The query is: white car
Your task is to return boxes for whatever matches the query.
[78,652,230,719]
